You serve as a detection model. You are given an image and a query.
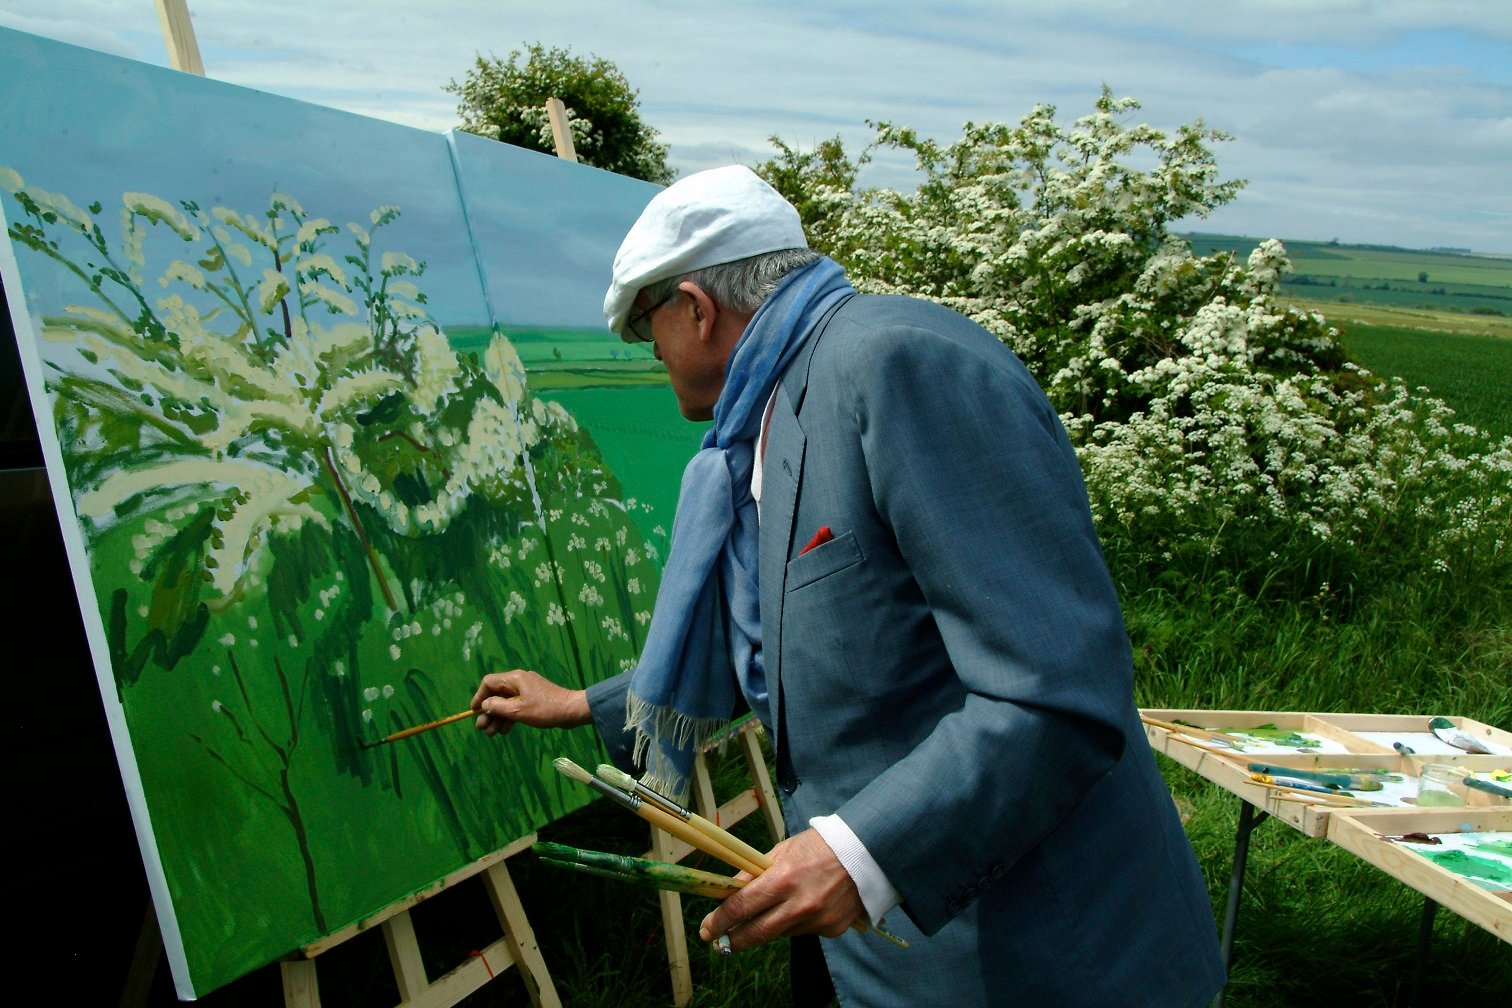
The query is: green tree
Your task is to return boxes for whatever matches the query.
[446,44,673,184]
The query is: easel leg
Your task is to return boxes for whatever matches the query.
[382,909,429,1003]
[1409,897,1437,1008]
[119,902,163,1008]
[738,721,786,842]
[652,820,695,1006]
[483,859,563,1008]
[1212,799,1268,1008]
[281,959,321,1008]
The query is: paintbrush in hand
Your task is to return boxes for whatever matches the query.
[551,758,766,875]
[533,841,746,899]
[595,764,774,871]
[362,709,475,748]
[552,757,909,948]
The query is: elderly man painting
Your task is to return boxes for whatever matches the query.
[474,166,1225,1007]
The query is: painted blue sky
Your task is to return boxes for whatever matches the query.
[0,28,653,330]
[2,1,1509,253]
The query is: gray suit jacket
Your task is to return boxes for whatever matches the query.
[592,294,1224,1006]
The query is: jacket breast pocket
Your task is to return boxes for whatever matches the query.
[784,529,863,591]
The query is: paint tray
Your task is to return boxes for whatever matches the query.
[1141,710,1512,836]
[1326,808,1512,943]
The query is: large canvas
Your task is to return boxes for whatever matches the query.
[0,28,680,998]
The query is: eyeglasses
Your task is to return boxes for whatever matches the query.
[624,289,678,343]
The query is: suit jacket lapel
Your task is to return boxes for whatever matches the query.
[758,322,825,769]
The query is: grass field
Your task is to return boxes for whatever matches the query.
[1269,292,1512,439]
[1184,232,1512,320]
[1331,319,1512,436]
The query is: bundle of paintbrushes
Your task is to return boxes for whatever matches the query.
[533,841,747,899]
[1246,762,1400,792]
[550,757,908,948]
[1245,773,1384,807]
[1139,714,1246,752]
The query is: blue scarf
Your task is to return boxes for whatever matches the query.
[626,257,855,798]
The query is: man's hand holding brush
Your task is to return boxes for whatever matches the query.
[472,668,592,736]
[698,829,866,952]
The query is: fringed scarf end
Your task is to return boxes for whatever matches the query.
[624,690,730,803]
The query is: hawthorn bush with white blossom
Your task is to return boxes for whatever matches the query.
[758,90,1512,609]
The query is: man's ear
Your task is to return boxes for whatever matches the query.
[679,281,718,344]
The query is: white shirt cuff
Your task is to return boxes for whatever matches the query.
[809,813,902,925]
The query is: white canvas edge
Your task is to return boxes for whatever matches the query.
[0,205,198,999]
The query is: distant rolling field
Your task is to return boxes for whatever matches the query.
[1183,232,1512,319]
[1179,234,1512,438]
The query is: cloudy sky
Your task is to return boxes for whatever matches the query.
[3,0,1509,253]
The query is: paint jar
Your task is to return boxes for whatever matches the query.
[1417,764,1467,807]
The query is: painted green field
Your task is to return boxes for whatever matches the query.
[446,322,702,546]
[1183,233,1512,319]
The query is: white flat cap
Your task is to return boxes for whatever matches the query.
[603,165,807,339]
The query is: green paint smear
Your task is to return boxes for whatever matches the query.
[1416,848,1512,890]
[1221,724,1318,748]
[1475,839,1512,858]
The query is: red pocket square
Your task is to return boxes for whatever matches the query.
[799,526,834,555]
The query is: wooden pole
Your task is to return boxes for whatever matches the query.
[154,0,206,76]
[544,98,578,162]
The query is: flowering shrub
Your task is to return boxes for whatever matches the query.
[759,90,1512,606]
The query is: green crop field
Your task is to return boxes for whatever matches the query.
[1183,232,1512,319]
[1332,322,1512,437]
[1178,234,1512,439]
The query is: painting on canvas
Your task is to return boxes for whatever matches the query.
[0,28,675,997]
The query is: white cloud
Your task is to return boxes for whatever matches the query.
[0,0,1507,250]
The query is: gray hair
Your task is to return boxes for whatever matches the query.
[641,247,821,316]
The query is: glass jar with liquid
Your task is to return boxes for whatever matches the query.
[1417,764,1467,807]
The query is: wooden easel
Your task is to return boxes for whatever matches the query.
[282,833,559,1008]
[122,834,560,1008]
[154,0,205,75]
[645,717,785,1006]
